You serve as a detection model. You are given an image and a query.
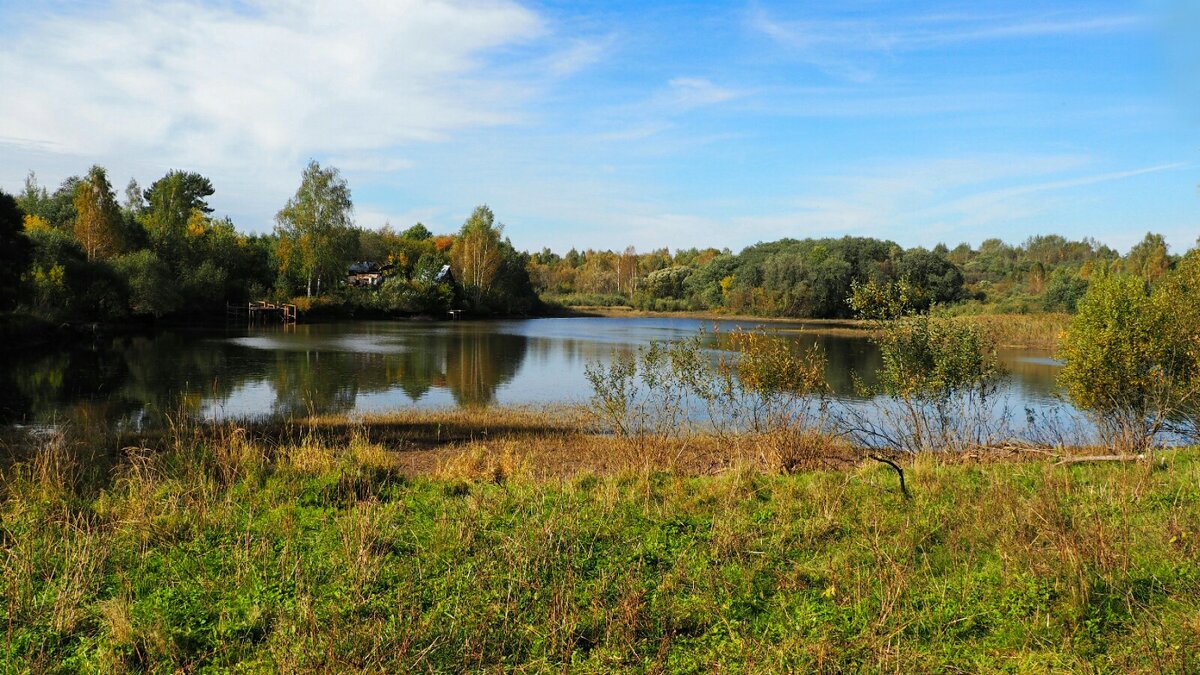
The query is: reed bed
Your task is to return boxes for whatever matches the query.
[961,312,1071,350]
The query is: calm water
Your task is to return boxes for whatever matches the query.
[0,317,1068,429]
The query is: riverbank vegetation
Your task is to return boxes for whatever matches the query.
[0,163,1186,343]
[3,408,1199,671]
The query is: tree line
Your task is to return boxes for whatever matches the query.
[0,161,537,322]
[0,159,1183,324]
[532,232,1176,318]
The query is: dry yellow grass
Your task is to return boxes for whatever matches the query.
[87,406,1117,484]
[962,312,1070,350]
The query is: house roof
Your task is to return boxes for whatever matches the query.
[348,261,395,275]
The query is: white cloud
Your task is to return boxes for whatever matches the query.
[544,36,613,77]
[1,1,548,161]
[916,162,1191,232]
[591,123,675,143]
[575,76,745,148]
[733,158,1188,245]
[0,0,560,227]
[354,205,446,231]
[750,7,1147,52]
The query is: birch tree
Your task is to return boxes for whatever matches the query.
[72,166,123,260]
[450,205,503,306]
[275,161,356,298]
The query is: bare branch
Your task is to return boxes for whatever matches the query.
[868,454,911,499]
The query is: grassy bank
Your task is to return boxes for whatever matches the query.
[3,412,1197,672]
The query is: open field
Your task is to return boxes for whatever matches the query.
[3,408,1198,672]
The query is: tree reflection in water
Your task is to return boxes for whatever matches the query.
[6,322,534,426]
[442,327,526,406]
[2,318,1063,429]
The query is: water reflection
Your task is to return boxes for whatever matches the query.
[998,349,1065,403]
[202,324,530,418]
[2,317,1068,428]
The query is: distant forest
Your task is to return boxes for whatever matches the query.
[0,163,1181,323]
[531,232,1166,318]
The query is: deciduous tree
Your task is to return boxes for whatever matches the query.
[275,161,356,297]
[450,205,503,306]
[1123,232,1171,281]
[142,170,215,266]
[16,171,48,219]
[72,166,124,260]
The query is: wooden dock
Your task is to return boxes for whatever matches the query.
[227,301,298,324]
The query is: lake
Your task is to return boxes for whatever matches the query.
[0,317,1070,431]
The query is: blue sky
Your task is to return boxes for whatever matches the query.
[0,0,1196,253]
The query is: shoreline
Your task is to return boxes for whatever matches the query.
[548,304,868,327]
[550,305,1064,349]
[543,305,878,339]
[45,406,1129,481]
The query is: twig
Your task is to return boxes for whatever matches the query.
[868,454,911,499]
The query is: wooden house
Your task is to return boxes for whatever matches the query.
[346,262,393,288]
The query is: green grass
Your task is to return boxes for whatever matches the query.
[3,427,1199,672]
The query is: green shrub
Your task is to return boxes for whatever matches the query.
[179,259,228,309]
[848,279,1006,452]
[1042,268,1089,312]
[1058,261,1200,453]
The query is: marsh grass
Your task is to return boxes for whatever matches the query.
[959,312,1070,350]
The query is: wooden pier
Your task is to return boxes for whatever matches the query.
[227,301,298,324]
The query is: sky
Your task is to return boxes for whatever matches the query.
[0,0,1197,254]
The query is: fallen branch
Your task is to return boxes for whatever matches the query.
[868,454,911,499]
[1053,454,1144,467]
